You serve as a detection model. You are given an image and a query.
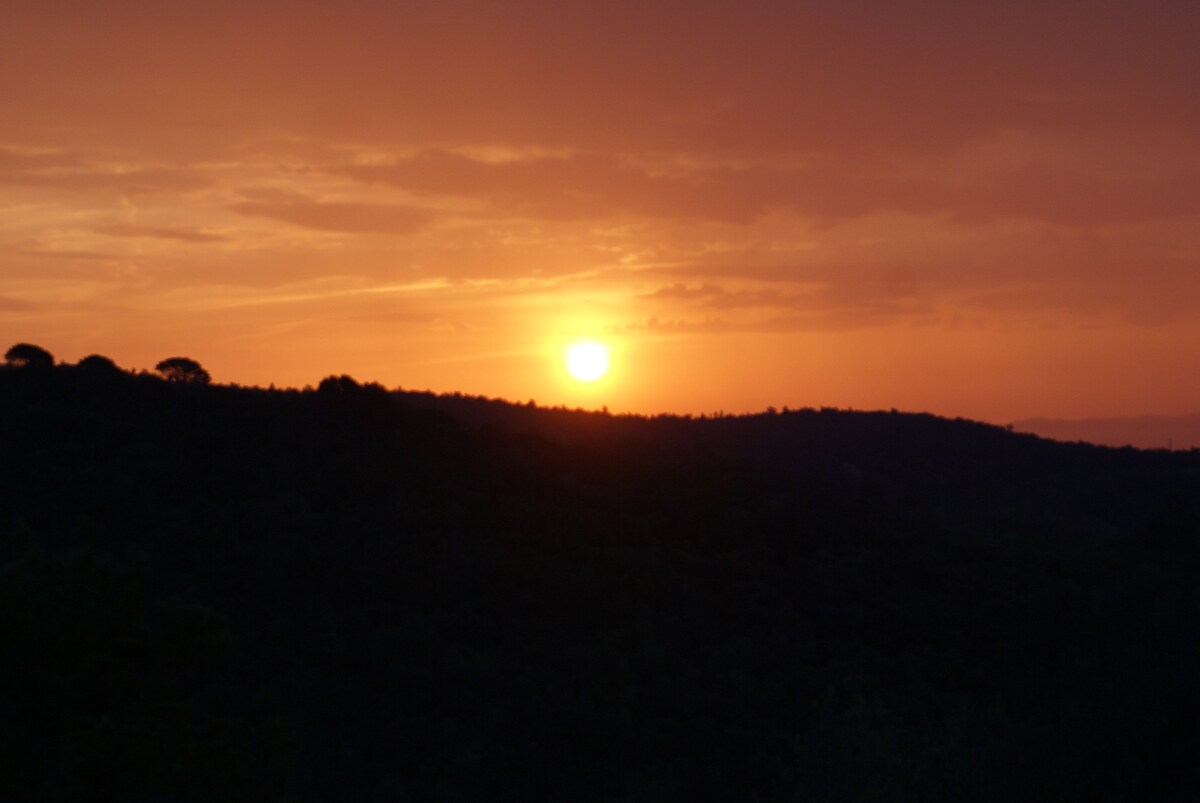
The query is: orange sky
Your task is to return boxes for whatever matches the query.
[3,0,1199,422]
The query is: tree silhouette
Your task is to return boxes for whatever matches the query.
[155,357,211,384]
[4,342,54,369]
[318,375,362,395]
[76,354,122,374]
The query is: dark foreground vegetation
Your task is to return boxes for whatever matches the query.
[2,359,1199,801]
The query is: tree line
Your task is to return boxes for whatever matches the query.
[5,342,211,384]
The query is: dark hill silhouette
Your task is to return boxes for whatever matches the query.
[1,362,1197,801]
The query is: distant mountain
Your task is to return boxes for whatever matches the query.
[1014,413,1200,450]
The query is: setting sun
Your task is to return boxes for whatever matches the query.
[565,341,609,382]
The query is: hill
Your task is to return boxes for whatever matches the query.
[2,364,1198,801]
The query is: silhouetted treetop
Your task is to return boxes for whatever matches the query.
[4,342,53,369]
[318,375,361,395]
[76,354,122,374]
[155,356,211,384]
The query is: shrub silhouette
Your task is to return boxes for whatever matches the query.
[4,342,54,369]
[155,357,211,384]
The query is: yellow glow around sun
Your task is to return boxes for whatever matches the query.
[565,341,609,382]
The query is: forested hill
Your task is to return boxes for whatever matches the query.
[2,364,1199,801]
[400,384,1200,538]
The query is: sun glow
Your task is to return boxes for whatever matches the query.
[565,341,609,382]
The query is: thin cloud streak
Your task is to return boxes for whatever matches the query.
[188,279,455,311]
[338,151,1200,227]
[229,198,430,235]
[92,223,227,242]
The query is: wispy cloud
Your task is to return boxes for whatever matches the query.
[92,222,226,242]
[335,150,1200,227]
[0,295,37,312]
[229,189,430,234]
[0,148,211,195]
[12,244,119,261]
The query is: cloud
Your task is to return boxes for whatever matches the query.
[337,151,766,223]
[0,295,37,312]
[643,283,729,302]
[12,244,119,261]
[334,150,1200,227]
[628,301,932,335]
[5,2,1199,159]
[0,147,211,194]
[0,147,85,171]
[633,265,942,334]
[642,282,800,311]
[642,244,1200,328]
[955,257,1200,325]
[229,190,430,234]
[949,166,1200,226]
[92,223,226,242]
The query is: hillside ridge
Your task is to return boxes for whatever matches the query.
[2,362,1198,800]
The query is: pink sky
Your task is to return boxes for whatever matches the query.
[3,0,1199,422]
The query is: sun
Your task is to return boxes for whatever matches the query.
[565,341,609,382]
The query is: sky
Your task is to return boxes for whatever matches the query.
[3,0,1199,423]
